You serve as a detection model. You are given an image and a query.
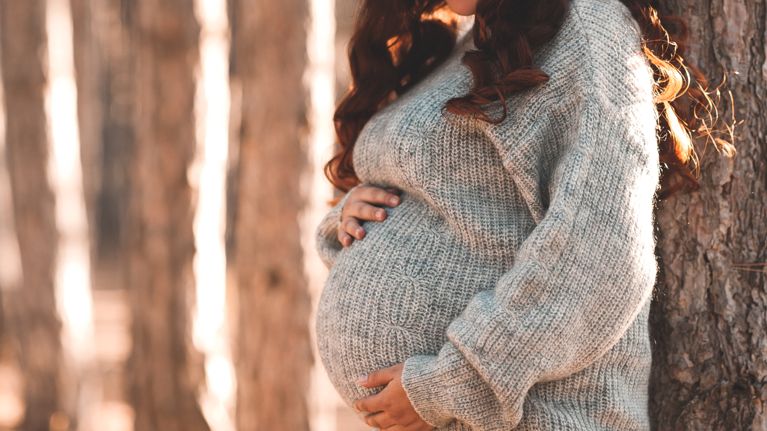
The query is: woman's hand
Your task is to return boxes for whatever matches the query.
[338,184,402,247]
[352,363,434,431]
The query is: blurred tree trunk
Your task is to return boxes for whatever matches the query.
[70,0,103,270]
[228,0,313,429]
[0,0,66,429]
[124,1,209,430]
[70,0,134,282]
[70,0,135,419]
[649,0,767,429]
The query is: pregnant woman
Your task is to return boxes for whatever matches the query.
[314,0,731,429]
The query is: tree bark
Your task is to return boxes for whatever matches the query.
[0,1,66,429]
[124,1,209,430]
[228,0,313,429]
[649,0,767,429]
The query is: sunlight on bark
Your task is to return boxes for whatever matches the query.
[46,0,95,361]
[305,0,347,429]
[45,1,101,428]
[192,0,236,430]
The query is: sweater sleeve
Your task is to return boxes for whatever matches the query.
[314,184,362,269]
[399,95,661,429]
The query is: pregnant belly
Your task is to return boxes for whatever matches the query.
[314,195,502,406]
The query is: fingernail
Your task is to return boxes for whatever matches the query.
[356,228,364,237]
[389,196,399,205]
[377,209,385,219]
[356,375,367,385]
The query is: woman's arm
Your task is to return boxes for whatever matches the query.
[398,93,661,429]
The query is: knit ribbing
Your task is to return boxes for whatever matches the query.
[314,0,660,429]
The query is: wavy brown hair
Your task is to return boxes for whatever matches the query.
[324,0,736,201]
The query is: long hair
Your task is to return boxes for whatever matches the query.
[325,0,736,200]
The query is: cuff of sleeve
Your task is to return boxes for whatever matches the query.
[314,185,359,269]
[400,342,503,429]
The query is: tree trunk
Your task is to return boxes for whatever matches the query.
[70,0,134,272]
[0,1,66,429]
[124,1,209,430]
[649,0,767,429]
[228,0,313,429]
[70,0,103,270]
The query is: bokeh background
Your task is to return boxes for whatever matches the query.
[0,0,382,429]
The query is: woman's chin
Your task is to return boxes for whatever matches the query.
[445,0,476,16]
[449,8,476,16]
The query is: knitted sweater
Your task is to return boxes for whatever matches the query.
[314,0,660,429]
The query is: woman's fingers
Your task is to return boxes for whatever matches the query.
[358,184,401,207]
[363,411,397,429]
[337,229,353,247]
[347,201,388,222]
[341,216,366,240]
[337,184,402,247]
[339,202,385,246]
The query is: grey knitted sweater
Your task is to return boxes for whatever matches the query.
[314,0,660,429]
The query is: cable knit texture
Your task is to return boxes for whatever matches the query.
[314,0,660,429]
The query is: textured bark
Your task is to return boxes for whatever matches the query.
[0,1,66,429]
[649,0,767,429]
[228,0,313,429]
[124,1,209,430]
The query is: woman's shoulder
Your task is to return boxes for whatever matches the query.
[483,0,656,141]
[536,0,655,107]
[481,0,659,175]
